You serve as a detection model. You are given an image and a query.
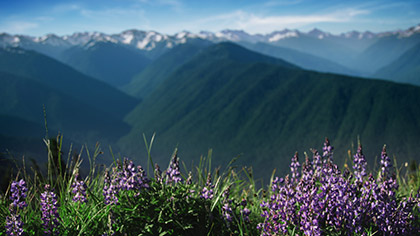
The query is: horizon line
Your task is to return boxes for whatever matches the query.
[1,23,419,38]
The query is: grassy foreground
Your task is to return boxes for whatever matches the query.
[1,135,420,235]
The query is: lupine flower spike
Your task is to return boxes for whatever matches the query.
[40,184,60,235]
[166,153,182,184]
[290,152,300,182]
[353,144,367,183]
[380,145,392,180]
[72,174,88,203]
[240,199,251,222]
[103,170,119,205]
[221,185,233,223]
[6,179,27,236]
[322,137,334,163]
[201,173,214,200]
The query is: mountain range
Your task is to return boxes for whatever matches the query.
[1,24,420,86]
[1,25,420,180]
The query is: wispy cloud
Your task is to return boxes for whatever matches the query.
[79,7,146,19]
[73,6,151,33]
[2,21,39,34]
[189,8,370,34]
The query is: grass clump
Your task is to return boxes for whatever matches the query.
[0,135,260,235]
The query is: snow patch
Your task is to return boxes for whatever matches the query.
[268,31,298,42]
[137,39,149,49]
[176,32,187,39]
[122,33,134,44]
[155,34,163,42]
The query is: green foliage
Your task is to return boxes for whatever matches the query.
[124,39,212,99]
[120,42,420,180]
[0,136,263,235]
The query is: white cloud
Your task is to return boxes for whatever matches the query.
[185,8,370,34]
[2,21,39,34]
[343,9,370,17]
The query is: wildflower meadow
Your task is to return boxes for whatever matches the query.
[1,136,420,235]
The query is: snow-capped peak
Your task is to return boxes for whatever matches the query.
[175,31,188,39]
[197,31,215,39]
[341,30,376,40]
[1,24,419,56]
[0,33,22,47]
[307,28,330,39]
[214,30,257,42]
[65,32,115,46]
[399,24,420,38]
[268,29,299,42]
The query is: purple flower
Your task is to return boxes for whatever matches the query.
[10,179,27,209]
[240,199,251,222]
[103,158,150,204]
[353,144,367,183]
[380,145,392,180]
[322,137,334,162]
[302,155,314,183]
[71,174,88,203]
[6,179,27,236]
[257,141,420,235]
[118,158,149,191]
[201,173,214,200]
[40,185,60,235]
[166,154,182,184]
[290,152,300,182]
[5,213,24,236]
[312,149,322,174]
[222,203,233,223]
[241,208,251,222]
[221,186,233,223]
[103,170,119,205]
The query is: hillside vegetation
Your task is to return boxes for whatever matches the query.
[120,43,420,178]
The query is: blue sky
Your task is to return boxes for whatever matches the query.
[1,0,419,36]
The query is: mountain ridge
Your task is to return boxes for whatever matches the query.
[119,42,420,178]
[0,47,139,119]
[2,24,419,83]
[2,24,419,56]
